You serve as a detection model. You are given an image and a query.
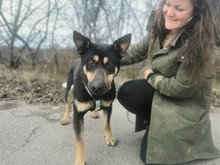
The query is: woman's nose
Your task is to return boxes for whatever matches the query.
[166,7,175,16]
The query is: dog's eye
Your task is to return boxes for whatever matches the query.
[88,59,95,66]
[106,61,114,68]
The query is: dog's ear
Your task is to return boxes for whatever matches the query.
[73,31,92,54]
[113,33,132,57]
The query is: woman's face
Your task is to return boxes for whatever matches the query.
[163,0,194,33]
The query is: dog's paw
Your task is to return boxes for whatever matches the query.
[74,160,86,165]
[105,136,118,146]
[60,117,70,125]
[91,110,100,119]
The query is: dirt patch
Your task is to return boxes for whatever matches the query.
[0,79,65,105]
[0,74,220,107]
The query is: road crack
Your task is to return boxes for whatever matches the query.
[0,122,47,163]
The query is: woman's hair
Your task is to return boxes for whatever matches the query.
[148,0,220,84]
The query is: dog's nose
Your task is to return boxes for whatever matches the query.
[90,79,106,95]
[91,80,105,91]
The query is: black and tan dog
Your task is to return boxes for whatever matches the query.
[60,31,131,165]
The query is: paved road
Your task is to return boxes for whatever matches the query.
[0,100,219,165]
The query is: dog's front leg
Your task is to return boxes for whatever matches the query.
[103,105,118,146]
[73,109,86,165]
[60,90,72,125]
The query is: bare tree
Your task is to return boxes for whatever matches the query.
[0,0,157,69]
[66,0,157,44]
[0,0,57,68]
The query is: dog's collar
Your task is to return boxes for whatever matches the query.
[83,81,93,98]
[83,81,101,111]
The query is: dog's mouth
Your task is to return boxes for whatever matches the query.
[88,85,110,96]
[87,81,111,96]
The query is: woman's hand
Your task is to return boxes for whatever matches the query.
[142,67,154,79]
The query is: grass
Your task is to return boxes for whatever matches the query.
[0,49,78,84]
[0,49,219,92]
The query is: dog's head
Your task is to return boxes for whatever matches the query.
[73,31,131,96]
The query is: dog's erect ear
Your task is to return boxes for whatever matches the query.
[113,33,132,57]
[73,31,92,54]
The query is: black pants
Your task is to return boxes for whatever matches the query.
[117,79,154,119]
[117,79,155,164]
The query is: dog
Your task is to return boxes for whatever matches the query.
[60,31,131,165]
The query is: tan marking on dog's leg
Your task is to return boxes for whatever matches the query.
[91,110,100,119]
[60,90,72,125]
[74,137,86,165]
[103,110,118,146]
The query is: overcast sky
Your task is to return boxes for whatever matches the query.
[0,0,159,48]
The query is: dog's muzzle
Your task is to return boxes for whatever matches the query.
[89,79,111,96]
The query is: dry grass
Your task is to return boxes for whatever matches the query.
[0,48,219,90]
[0,49,78,84]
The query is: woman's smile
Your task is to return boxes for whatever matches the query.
[163,0,194,33]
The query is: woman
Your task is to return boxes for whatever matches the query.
[117,0,220,164]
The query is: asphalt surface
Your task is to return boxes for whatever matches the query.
[0,100,219,165]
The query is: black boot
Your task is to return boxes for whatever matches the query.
[140,126,149,165]
[135,114,150,132]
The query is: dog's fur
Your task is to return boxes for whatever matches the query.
[60,31,131,165]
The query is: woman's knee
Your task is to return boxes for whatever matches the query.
[117,80,133,104]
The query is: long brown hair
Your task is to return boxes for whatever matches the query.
[148,0,220,84]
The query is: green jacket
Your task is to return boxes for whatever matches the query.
[121,33,220,164]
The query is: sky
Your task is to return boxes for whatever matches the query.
[0,0,159,48]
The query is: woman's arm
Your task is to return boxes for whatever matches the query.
[146,63,203,99]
